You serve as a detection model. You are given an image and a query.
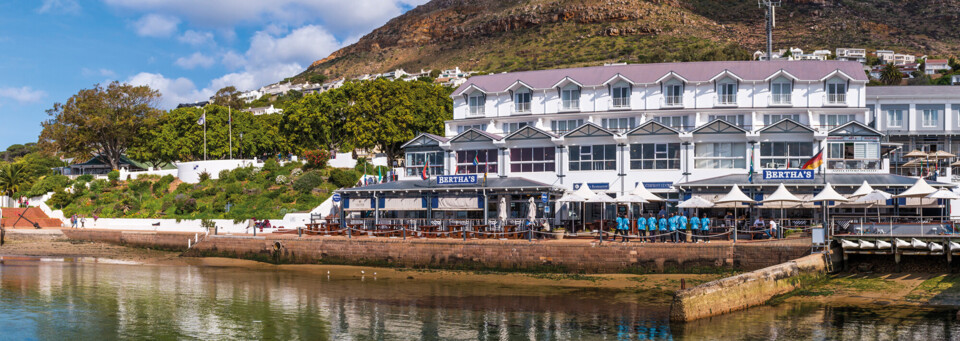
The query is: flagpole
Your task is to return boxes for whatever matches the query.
[203,108,207,161]
[229,107,232,159]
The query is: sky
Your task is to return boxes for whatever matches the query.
[0,0,428,149]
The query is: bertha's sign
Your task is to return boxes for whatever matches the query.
[762,169,814,180]
[436,174,478,185]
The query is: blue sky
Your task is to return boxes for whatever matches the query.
[0,0,427,148]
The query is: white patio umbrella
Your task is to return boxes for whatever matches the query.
[715,184,755,238]
[556,191,585,233]
[630,183,664,202]
[678,196,715,209]
[527,196,537,222]
[927,189,960,228]
[851,180,875,198]
[498,196,508,224]
[812,183,849,234]
[584,190,615,236]
[855,190,893,236]
[762,184,805,238]
[895,177,938,234]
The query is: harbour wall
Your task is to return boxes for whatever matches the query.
[60,230,811,273]
[669,253,828,322]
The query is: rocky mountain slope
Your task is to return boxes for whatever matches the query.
[298,0,960,80]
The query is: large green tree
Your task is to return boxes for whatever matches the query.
[39,82,161,170]
[0,163,31,197]
[879,63,903,85]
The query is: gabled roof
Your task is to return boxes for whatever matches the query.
[452,60,868,96]
[656,71,689,84]
[764,69,799,81]
[401,133,449,149]
[505,80,533,92]
[551,76,583,89]
[820,69,857,82]
[602,73,635,85]
[449,128,503,143]
[563,122,616,138]
[757,119,815,134]
[692,119,748,135]
[828,121,883,136]
[504,125,557,141]
[708,69,744,82]
[626,120,681,136]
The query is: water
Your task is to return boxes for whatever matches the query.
[1,259,959,340]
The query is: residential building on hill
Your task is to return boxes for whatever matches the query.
[925,59,951,75]
[836,48,867,63]
[243,104,283,116]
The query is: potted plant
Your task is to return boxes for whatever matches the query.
[549,227,566,240]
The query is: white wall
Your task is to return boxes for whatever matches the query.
[177,159,260,184]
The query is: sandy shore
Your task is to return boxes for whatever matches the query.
[0,236,181,263]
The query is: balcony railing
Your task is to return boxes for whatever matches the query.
[663,96,683,107]
[717,94,737,106]
[515,102,531,113]
[827,160,881,170]
[468,106,485,117]
[611,97,630,109]
[826,93,846,105]
[561,100,580,111]
[771,93,792,105]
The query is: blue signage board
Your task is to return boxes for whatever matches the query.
[573,183,610,190]
[541,193,549,203]
[332,193,341,203]
[762,170,814,180]
[637,182,673,190]
[436,174,478,185]
[544,206,551,214]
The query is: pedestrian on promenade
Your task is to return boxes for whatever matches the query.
[80,215,86,228]
[71,214,78,228]
[668,213,678,243]
[636,213,647,243]
[690,214,701,243]
[768,219,779,239]
[647,214,658,243]
[658,214,668,242]
[619,214,630,242]
[701,214,711,243]
[678,212,689,243]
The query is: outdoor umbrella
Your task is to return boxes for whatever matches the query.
[715,184,755,239]
[811,183,849,235]
[850,180,875,198]
[762,184,805,238]
[630,183,664,202]
[678,196,715,209]
[498,196,508,226]
[615,194,648,234]
[572,185,600,234]
[950,160,960,167]
[556,191,585,234]
[927,188,960,231]
[928,151,956,159]
[527,196,537,222]
[894,177,938,234]
[904,150,929,158]
[585,191,615,237]
[855,190,893,235]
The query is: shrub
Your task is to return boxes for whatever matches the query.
[47,190,73,209]
[76,174,94,182]
[232,166,253,182]
[107,170,120,182]
[292,170,324,193]
[353,157,372,173]
[290,168,303,177]
[198,171,211,182]
[173,194,197,214]
[275,175,289,185]
[89,179,109,193]
[153,175,174,196]
[303,149,331,169]
[262,158,280,173]
[26,174,71,197]
[330,168,360,188]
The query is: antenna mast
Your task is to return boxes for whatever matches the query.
[759,0,781,61]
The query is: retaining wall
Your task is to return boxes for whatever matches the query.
[61,229,202,252]
[669,253,828,322]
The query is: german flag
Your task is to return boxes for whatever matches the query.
[802,148,824,170]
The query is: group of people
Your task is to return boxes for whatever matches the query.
[69,214,93,228]
[612,212,712,243]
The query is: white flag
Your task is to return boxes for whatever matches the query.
[197,113,205,125]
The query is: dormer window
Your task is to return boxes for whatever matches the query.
[561,84,580,111]
[771,80,792,105]
[514,88,531,113]
[717,82,737,105]
[665,83,683,107]
[611,82,630,109]
[468,92,485,116]
[826,81,847,105]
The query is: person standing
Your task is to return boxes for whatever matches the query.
[70,214,78,229]
[648,214,659,243]
[80,215,86,229]
[769,219,779,239]
[658,214,668,242]
[615,214,629,243]
[678,212,689,243]
[690,214,701,243]
[636,213,647,243]
[701,214,711,243]
[668,213,678,243]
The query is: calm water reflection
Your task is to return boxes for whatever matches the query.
[1,259,959,340]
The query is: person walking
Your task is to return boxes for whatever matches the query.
[701,214,711,243]
[658,214,668,242]
[678,212,689,243]
[80,215,86,229]
[690,214,701,243]
[70,214,78,229]
[636,213,647,243]
[648,214,658,243]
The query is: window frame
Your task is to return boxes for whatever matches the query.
[560,85,581,111]
[508,147,556,173]
[551,119,584,134]
[771,81,792,104]
[456,149,498,174]
[569,144,617,171]
[501,121,533,134]
[759,141,813,169]
[468,93,485,116]
[629,143,681,170]
[405,151,445,176]
[611,84,631,108]
[717,82,737,105]
[886,109,903,128]
[514,88,532,113]
[922,109,939,128]
[694,142,747,169]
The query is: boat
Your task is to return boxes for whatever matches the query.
[876,240,892,249]
[950,241,960,252]
[858,240,875,249]
[911,238,927,249]
[841,239,858,249]
[929,242,944,252]
[895,238,911,248]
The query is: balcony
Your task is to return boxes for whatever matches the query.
[663,96,683,108]
[716,94,737,106]
[827,160,881,171]
[770,93,792,106]
[826,93,846,106]
[611,97,630,109]
[514,102,531,113]
[561,100,580,111]
[467,106,485,117]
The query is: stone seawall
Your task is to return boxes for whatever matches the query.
[669,253,828,322]
[59,230,812,273]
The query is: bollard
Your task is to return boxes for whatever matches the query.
[402,225,406,240]
[195,233,198,243]
[528,226,532,242]
[298,227,302,238]
[681,278,686,290]
[188,239,191,248]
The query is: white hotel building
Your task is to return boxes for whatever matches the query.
[341,61,953,222]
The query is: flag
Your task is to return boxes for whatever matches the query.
[473,155,479,167]
[377,167,382,183]
[801,148,824,170]
[748,145,755,183]
[197,113,205,125]
[421,160,429,180]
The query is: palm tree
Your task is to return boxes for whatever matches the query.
[0,163,31,198]
[880,63,903,85]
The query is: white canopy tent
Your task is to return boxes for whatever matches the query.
[851,180,875,198]
[678,196,715,208]
[762,184,805,238]
[852,189,892,235]
[894,178,939,234]
[928,189,960,230]
[630,183,664,202]
[714,184,755,240]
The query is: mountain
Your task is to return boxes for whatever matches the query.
[298,0,960,80]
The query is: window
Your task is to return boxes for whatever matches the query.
[561,85,580,111]
[695,143,746,169]
[630,143,680,170]
[819,114,855,128]
[656,116,690,131]
[468,93,485,116]
[922,109,939,127]
[718,83,737,105]
[509,147,555,173]
[514,89,531,113]
[771,81,792,104]
[708,114,745,127]
[456,149,498,174]
[551,119,584,134]
[665,84,683,106]
[611,84,630,108]
[760,142,813,168]
[764,114,801,125]
[886,110,903,128]
[601,117,636,133]
[826,82,847,104]
[827,141,880,170]
[569,144,617,171]
[457,124,487,134]
[502,121,532,134]
[405,151,444,176]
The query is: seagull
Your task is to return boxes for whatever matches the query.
[327,271,330,274]
[361,270,365,274]
[373,272,377,275]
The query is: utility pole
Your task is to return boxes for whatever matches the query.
[760,0,781,61]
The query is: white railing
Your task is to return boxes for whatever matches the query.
[561,100,580,111]
[611,97,630,109]
[515,102,531,113]
[771,93,792,105]
[826,93,846,105]
[663,96,683,107]
[717,94,737,105]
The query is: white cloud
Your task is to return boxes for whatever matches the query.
[246,25,341,68]
[175,52,215,69]
[81,68,117,78]
[0,86,46,103]
[221,51,246,70]
[37,0,81,14]
[133,14,180,38]
[178,30,215,46]
[126,72,209,109]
